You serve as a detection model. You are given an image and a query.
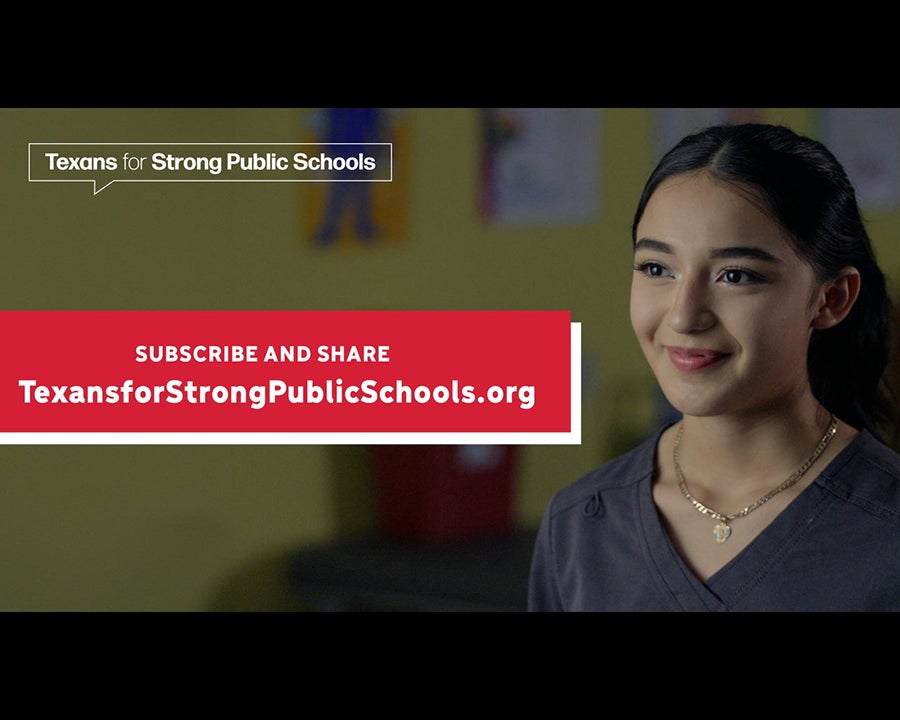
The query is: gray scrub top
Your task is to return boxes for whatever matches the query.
[528,426,900,611]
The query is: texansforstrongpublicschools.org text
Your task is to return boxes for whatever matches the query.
[17,378,536,411]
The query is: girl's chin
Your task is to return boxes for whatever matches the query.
[655,388,730,418]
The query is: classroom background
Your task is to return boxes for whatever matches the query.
[3,107,899,611]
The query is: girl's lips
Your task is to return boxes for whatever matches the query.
[665,346,731,372]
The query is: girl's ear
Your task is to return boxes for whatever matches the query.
[812,266,861,330]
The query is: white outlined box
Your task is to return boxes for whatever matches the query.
[28,142,393,195]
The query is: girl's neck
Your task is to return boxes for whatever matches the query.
[676,397,837,490]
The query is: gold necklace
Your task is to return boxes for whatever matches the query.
[672,415,837,543]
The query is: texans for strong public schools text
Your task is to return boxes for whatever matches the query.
[44,152,378,174]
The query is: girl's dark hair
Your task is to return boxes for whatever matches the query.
[632,122,895,440]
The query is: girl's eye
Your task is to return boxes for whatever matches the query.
[720,268,763,284]
[634,262,670,278]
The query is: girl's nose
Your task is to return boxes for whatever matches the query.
[667,276,715,334]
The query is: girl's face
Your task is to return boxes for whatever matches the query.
[630,171,826,419]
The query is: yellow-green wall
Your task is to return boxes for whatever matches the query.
[3,108,898,610]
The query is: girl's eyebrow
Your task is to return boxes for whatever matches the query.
[633,238,672,254]
[634,238,781,263]
[710,246,781,263]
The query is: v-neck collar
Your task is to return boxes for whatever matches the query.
[635,423,869,611]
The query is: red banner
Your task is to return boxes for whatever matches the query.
[0,310,579,443]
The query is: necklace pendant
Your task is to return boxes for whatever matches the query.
[713,523,732,543]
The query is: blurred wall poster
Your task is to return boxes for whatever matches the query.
[478,108,600,225]
[301,108,410,249]
[818,108,900,211]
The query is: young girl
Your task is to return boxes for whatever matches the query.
[528,123,900,611]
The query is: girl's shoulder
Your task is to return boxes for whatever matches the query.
[819,429,900,522]
[545,425,666,518]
